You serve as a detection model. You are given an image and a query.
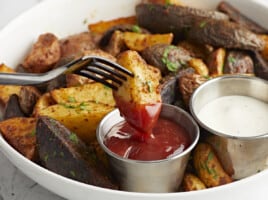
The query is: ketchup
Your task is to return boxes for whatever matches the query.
[104,117,190,161]
[113,93,162,134]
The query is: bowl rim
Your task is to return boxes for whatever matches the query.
[189,75,268,140]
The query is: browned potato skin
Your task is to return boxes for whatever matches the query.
[122,32,173,52]
[182,173,206,191]
[19,86,41,116]
[32,93,56,117]
[60,32,98,59]
[188,58,209,76]
[22,33,61,73]
[88,16,137,34]
[207,48,226,76]
[0,117,38,161]
[193,143,232,188]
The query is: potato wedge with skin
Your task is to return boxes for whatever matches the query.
[182,173,206,191]
[0,117,37,161]
[114,50,162,133]
[188,58,209,77]
[88,16,137,34]
[0,63,15,73]
[142,0,183,5]
[32,93,56,117]
[37,102,114,144]
[207,48,226,76]
[3,94,25,120]
[123,32,173,51]
[0,85,22,107]
[36,116,118,189]
[193,143,232,188]
[50,82,115,107]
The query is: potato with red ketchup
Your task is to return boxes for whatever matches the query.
[105,50,191,161]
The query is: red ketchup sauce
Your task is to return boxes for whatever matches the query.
[104,118,191,161]
[113,94,162,134]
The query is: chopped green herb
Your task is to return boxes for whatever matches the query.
[60,103,76,109]
[69,132,79,144]
[165,0,171,5]
[44,154,49,162]
[52,151,57,157]
[131,25,141,33]
[199,21,207,28]
[161,46,181,72]
[228,56,236,64]
[79,102,87,110]
[70,170,76,177]
[68,96,76,103]
[28,130,36,137]
[83,18,88,25]
[207,151,214,162]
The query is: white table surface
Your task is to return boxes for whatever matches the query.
[0,0,64,199]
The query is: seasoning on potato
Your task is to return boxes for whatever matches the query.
[193,143,232,187]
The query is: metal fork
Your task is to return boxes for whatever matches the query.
[0,55,134,90]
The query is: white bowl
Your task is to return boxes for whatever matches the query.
[0,0,268,199]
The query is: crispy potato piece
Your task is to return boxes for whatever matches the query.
[0,117,37,161]
[37,102,114,144]
[0,63,15,73]
[260,34,268,61]
[32,93,56,116]
[193,143,232,188]
[0,85,22,107]
[179,73,207,106]
[22,33,61,73]
[50,83,115,107]
[123,32,173,51]
[19,86,41,116]
[182,173,206,191]
[207,48,226,76]
[188,58,209,77]
[0,65,21,107]
[3,94,25,120]
[105,30,126,56]
[88,16,137,34]
[115,50,161,132]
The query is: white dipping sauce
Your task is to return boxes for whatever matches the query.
[197,95,268,137]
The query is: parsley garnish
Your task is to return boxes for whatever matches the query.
[161,46,181,72]
[70,170,76,177]
[69,132,79,144]
[68,96,76,103]
[199,21,207,28]
[228,56,236,64]
[146,81,153,93]
[131,25,141,33]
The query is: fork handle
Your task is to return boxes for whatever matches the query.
[0,67,66,86]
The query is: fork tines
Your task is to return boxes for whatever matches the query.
[75,56,134,90]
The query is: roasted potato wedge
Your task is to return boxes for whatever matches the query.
[3,94,25,120]
[182,173,206,191]
[37,102,114,144]
[193,143,232,188]
[260,34,268,61]
[19,86,41,116]
[0,63,15,73]
[123,32,173,51]
[0,85,22,107]
[207,48,226,76]
[0,117,37,161]
[32,93,56,116]
[36,116,117,189]
[88,16,137,34]
[50,83,115,107]
[114,50,162,132]
[188,58,209,77]
[142,0,183,5]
